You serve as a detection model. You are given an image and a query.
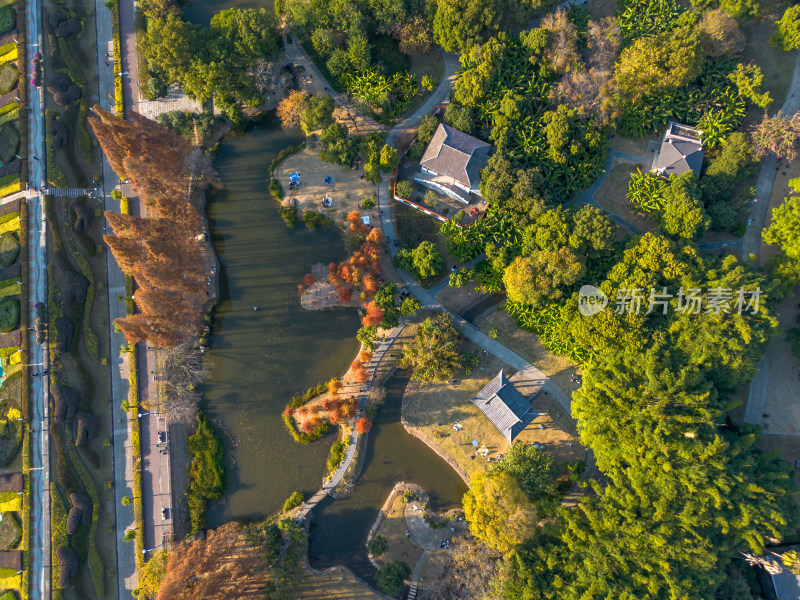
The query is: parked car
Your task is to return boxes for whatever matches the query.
[157,431,166,444]
[161,507,169,520]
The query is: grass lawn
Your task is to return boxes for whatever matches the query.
[390,199,454,288]
[0,567,20,591]
[592,161,657,236]
[476,310,577,395]
[403,342,582,480]
[372,493,423,570]
[296,564,383,599]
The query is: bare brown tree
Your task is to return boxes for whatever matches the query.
[541,9,580,74]
[156,342,210,423]
[553,17,621,126]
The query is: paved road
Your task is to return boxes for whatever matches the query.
[27,195,51,600]
[742,51,800,426]
[25,0,51,593]
[92,0,138,593]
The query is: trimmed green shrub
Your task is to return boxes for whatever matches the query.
[269,178,283,201]
[302,211,331,230]
[0,233,18,267]
[280,205,297,228]
[0,297,18,332]
[326,439,348,473]
[395,180,414,199]
[186,413,225,533]
[0,64,17,95]
[0,7,15,33]
[368,535,388,557]
[283,491,304,512]
[0,125,19,164]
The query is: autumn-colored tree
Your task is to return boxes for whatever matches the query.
[354,366,370,383]
[303,273,315,286]
[93,107,216,348]
[337,286,353,303]
[359,351,373,362]
[298,406,309,415]
[329,411,342,425]
[362,301,384,326]
[310,404,322,414]
[351,359,363,371]
[328,378,342,395]
[276,89,309,130]
[157,522,265,599]
[366,227,385,246]
[341,398,357,418]
[363,273,380,295]
[283,407,294,417]
[309,415,322,427]
[355,417,373,434]
[300,421,314,434]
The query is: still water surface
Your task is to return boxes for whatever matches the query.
[205,115,360,525]
[195,5,470,565]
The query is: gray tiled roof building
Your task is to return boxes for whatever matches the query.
[653,121,704,178]
[420,123,491,193]
[471,370,536,443]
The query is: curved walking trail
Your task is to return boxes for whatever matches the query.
[742,51,800,426]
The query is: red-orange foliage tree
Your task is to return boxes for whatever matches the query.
[303,273,315,286]
[354,367,369,383]
[362,302,384,326]
[359,351,373,362]
[355,417,373,434]
[337,286,353,303]
[91,106,217,347]
[300,421,314,434]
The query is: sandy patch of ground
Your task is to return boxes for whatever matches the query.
[403,342,582,480]
[476,310,578,397]
[593,161,659,235]
[276,142,379,227]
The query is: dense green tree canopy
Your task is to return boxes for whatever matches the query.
[615,26,703,100]
[400,312,463,382]
[504,247,584,305]
[492,443,559,502]
[658,173,711,239]
[772,4,800,51]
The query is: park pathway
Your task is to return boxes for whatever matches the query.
[742,51,800,426]
[294,317,409,523]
